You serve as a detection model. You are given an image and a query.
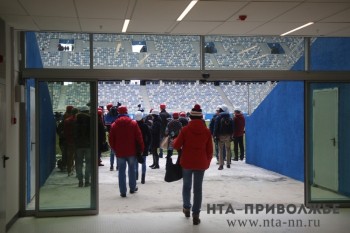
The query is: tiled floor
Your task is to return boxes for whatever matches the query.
[7,156,350,233]
[8,209,350,233]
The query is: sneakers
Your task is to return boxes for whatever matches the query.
[218,165,223,170]
[110,166,114,171]
[120,193,126,198]
[227,164,231,168]
[233,157,238,161]
[183,208,190,218]
[130,186,138,194]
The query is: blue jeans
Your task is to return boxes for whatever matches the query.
[117,156,137,195]
[110,149,115,167]
[135,156,147,177]
[182,169,205,215]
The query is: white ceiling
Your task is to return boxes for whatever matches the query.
[0,0,350,37]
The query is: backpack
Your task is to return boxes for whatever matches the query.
[220,116,233,135]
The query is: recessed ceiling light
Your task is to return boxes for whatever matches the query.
[177,0,199,22]
[122,19,130,33]
[281,22,314,36]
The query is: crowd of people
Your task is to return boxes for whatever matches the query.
[55,101,245,225]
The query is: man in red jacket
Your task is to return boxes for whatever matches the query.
[233,109,246,161]
[109,105,144,197]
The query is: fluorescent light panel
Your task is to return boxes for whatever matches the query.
[177,0,198,21]
[281,22,314,36]
[122,19,130,33]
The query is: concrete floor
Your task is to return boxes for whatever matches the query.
[8,156,350,233]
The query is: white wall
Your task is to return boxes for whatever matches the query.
[1,19,21,225]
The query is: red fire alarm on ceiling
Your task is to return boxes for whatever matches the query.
[238,15,247,21]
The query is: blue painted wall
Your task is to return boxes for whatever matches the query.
[246,81,304,181]
[26,32,56,189]
[246,37,350,183]
[310,38,350,71]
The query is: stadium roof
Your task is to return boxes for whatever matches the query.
[0,0,349,37]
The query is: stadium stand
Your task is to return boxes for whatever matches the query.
[48,81,277,116]
[36,33,307,70]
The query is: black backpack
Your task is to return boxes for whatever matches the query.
[220,116,233,135]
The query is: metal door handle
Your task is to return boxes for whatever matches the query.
[330,138,336,147]
[2,155,9,168]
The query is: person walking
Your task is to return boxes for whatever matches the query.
[149,109,162,169]
[109,105,144,197]
[165,112,183,158]
[173,104,213,225]
[213,105,234,170]
[64,107,78,177]
[104,105,119,171]
[209,105,226,163]
[74,106,92,187]
[233,109,246,161]
[178,111,189,127]
[159,103,171,158]
[97,109,106,166]
[134,111,151,184]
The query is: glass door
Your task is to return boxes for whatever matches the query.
[33,80,98,216]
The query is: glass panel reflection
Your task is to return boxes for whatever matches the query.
[39,81,94,210]
[308,82,350,202]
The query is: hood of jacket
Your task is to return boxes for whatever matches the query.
[185,119,208,135]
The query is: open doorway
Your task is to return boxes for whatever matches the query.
[96,80,304,214]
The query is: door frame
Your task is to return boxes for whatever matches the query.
[305,80,350,207]
[312,88,338,191]
[0,82,6,233]
[22,79,99,217]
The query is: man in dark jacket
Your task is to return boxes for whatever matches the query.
[149,109,162,169]
[159,103,171,158]
[165,112,183,158]
[74,106,91,187]
[104,105,119,171]
[213,105,234,170]
[233,109,246,161]
[109,106,144,197]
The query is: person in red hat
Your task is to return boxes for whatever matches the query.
[159,103,171,158]
[109,105,144,197]
[173,104,213,225]
[164,112,183,158]
[178,111,189,127]
[106,103,113,112]
[104,104,119,171]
